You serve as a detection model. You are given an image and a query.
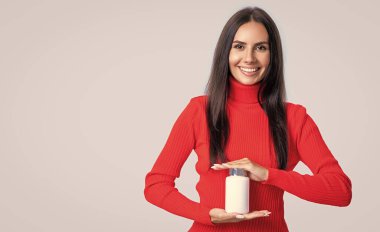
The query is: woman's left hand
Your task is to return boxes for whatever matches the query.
[211,158,269,182]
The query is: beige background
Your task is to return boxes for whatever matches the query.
[0,0,378,231]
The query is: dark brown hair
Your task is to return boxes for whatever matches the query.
[205,6,288,169]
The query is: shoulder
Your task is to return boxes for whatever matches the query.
[285,101,311,133]
[189,95,208,109]
[285,101,308,119]
[190,95,208,103]
[178,95,207,119]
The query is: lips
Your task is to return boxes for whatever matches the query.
[239,66,260,77]
[240,66,260,72]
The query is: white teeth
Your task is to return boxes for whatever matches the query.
[240,67,260,72]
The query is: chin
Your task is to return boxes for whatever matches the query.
[235,75,262,85]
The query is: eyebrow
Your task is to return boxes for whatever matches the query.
[232,40,269,45]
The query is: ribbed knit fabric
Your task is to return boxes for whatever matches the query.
[144,75,352,232]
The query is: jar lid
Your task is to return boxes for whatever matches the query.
[229,168,247,177]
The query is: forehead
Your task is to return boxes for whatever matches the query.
[233,21,269,43]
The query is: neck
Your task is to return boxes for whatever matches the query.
[228,75,261,104]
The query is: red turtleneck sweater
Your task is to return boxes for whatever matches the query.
[144,76,352,232]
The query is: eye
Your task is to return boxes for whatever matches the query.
[233,44,244,49]
[256,45,268,51]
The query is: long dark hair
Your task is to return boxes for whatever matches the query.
[205,6,288,169]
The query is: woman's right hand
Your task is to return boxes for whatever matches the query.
[209,208,271,224]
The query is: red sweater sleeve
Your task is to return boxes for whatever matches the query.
[144,98,215,226]
[262,105,352,206]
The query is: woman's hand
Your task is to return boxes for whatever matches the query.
[209,208,271,224]
[211,158,269,182]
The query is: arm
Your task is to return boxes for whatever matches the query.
[144,98,215,226]
[262,105,352,206]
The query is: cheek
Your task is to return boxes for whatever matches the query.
[262,53,270,67]
[229,52,240,66]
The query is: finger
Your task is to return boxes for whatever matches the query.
[244,210,271,220]
[224,212,247,221]
[211,164,228,170]
[235,214,245,219]
[223,159,252,166]
[225,212,241,220]
[221,163,250,169]
[224,158,251,164]
[214,217,241,224]
[214,212,243,224]
[221,163,243,167]
[222,161,246,166]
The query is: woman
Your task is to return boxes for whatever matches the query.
[144,6,352,232]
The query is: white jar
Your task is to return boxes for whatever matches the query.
[225,168,249,214]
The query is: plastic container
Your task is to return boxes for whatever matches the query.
[225,168,249,214]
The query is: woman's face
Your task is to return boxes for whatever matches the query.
[229,21,270,85]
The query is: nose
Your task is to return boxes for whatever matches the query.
[243,50,256,63]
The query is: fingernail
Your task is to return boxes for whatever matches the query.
[236,215,244,219]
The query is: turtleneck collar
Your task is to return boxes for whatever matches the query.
[228,75,262,104]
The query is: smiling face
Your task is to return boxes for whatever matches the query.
[229,21,270,85]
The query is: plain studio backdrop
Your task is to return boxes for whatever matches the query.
[0,0,378,231]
